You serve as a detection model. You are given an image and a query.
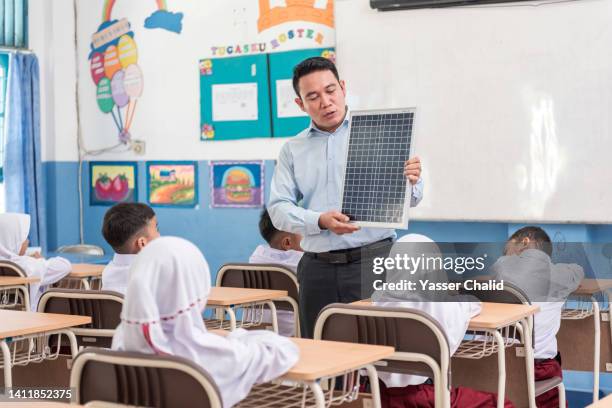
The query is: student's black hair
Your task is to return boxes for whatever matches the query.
[102,203,156,253]
[509,226,553,256]
[292,56,340,97]
[259,208,280,245]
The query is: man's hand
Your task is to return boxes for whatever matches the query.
[318,211,360,235]
[404,156,422,185]
[29,252,42,259]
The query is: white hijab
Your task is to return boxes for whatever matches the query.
[0,213,30,258]
[112,237,299,407]
[374,234,481,387]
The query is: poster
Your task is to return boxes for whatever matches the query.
[147,162,198,207]
[210,161,264,208]
[212,83,258,122]
[275,79,307,118]
[90,162,137,205]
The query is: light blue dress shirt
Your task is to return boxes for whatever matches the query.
[269,114,424,253]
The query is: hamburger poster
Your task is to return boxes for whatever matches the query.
[147,162,198,207]
[90,162,137,205]
[211,161,264,208]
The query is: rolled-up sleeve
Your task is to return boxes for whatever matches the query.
[410,178,424,207]
[268,144,322,236]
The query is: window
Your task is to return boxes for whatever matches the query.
[0,0,28,48]
[0,53,8,211]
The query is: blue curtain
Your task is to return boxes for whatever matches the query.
[4,53,46,250]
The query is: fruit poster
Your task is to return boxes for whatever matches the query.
[90,162,138,205]
[147,162,198,207]
[210,161,264,208]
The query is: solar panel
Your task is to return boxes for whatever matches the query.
[340,108,416,229]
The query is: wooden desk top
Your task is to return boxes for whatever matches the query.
[208,287,288,306]
[0,276,40,286]
[351,300,539,330]
[573,279,612,296]
[0,404,80,407]
[0,310,91,339]
[69,263,105,278]
[468,302,539,330]
[284,338,394,381]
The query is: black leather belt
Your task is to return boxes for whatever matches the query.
[305,238,393,264]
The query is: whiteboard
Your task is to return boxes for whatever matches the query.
[335,0,612,223]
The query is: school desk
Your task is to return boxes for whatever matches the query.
[236,337,394,408]
[587,392,612,407]
[0,309,91,389]
[0,276,39,311]
[58,264,105,290]
[352,300,540,407]
[558,278,612,403]
[205,287,288,333]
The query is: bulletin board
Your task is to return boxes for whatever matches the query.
[199,54,272,141]
[269,48,335,137]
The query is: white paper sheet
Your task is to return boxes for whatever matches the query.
[212,83,258,122]
[276,79,307,119]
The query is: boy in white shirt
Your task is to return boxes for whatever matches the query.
[101,203,160,294]
[248,209,303,336]
[491,226,583,408]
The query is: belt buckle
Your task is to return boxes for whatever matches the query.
[329,253,348,264]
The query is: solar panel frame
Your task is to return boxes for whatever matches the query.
[340,108,416,229]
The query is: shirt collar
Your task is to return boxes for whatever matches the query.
[307,106,350,137]
[112,253,138,266]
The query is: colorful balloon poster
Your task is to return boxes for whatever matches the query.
[210,161,264,208]
[147,162,198,207]
[90,162,138,206]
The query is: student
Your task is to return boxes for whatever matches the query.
[112,236,299,408]
[249,208,303,272]
[491,226,583,408]
[101,203,159,294]
[374,234,512,408]
[248,208,303,336]
[0,213,71,310]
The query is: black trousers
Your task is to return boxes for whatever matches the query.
[297,242,392,339]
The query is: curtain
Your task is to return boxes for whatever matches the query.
[4,53,46,250]
[0,0,27,48]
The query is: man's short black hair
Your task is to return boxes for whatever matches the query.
[292,56,340,97]
[259,208,280,245]
[509,226,552,256]
[102,203,155,253]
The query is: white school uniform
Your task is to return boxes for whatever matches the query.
[112,237,299,408]
[491,249,584,359]
[248,245,302,337]
[0,213,71,311]
[373,234,482,387]
[101,253,137,295]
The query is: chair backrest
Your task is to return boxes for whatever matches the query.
[0,260,26,277]
[70,348,223,408]
[216,263,299,307]
[460,280,530,305]
[314,303,451,384]
[57,244,105,256]
[37,289,123,348]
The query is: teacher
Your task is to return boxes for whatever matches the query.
[268,57,423,338]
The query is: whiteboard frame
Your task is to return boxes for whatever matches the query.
[340,107,417,230]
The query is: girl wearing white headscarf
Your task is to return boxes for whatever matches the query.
[373,234,511,407]
[0,213,71,310]
[112,237,299,408]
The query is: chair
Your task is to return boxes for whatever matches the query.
[37,289,123,348]
[216,263,300,336]
[0,260,30,310]
[460,281,566,407]
[70,348,223,408]
[57,244,105,256]
[314,303,452,407]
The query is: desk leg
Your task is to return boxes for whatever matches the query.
[264,301,279,334]
[592,298,600,403]
[1,340,11,389]
[520,318,537,408]
[364,364,382,408]
[20,286,29,312]
[307,380,325,408]
[225,307,237,331]
[492,330,506,408]
[82,278,91,291]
